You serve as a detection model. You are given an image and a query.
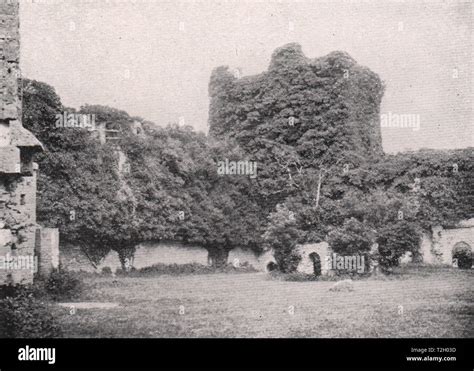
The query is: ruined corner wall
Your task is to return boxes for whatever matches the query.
[0,0,30,285]
[419,221,474,267]
[0,0,21,121]
[0,1,57,284]
[296,242,331,275]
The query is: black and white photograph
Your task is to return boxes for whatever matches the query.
[0,0,472,368]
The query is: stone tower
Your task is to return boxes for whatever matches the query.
[209,43,385,160]
[0,0,56,284]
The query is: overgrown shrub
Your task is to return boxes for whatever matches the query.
[117,262,257,277]
[263,204,303,273]
[44,267,83,301]
[327,218,374,255]
[376,221,421,271]
[268,269,370,282]
[453,244,472,269]
[270,271,318,282]
[0,286,61,338]
[101,266,113,275]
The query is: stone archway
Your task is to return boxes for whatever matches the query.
[266,262,278,272]
[296,242,330,275]
[308,252,321,276]
[452,241,472,269]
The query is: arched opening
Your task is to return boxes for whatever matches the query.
[207,248,228,268]
[452,242,472,269]
[266,262,277,272]
[308,252,321,276]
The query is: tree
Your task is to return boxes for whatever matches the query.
[208,43,386,255]
[21,79,63,144]
[376,221,421,270]
[369,149,474,229]
[121,124,266,265]
[262,204,303,272]
[208,44,384,197]
[24,74,473,274]
[22,81,139,269]
[327,217,374,255]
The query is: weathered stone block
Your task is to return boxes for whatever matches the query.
[0,60,18,78]
[0,145,20,173]
[0,14,18,30]
[0,228,12,247]
[0,1,19,16]
[0,69,18,90]
[0,241,12,284]
[0,120,9,145]
[0,38,19,62]
[0,83,17,103]
[0,228,35,285]
[35,228,60,277]
[0,101,17,120]
[296,242,331,275]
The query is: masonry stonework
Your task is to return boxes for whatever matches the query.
[60,242,211,273]
[418,219,474,267]
[35,228,59,277]
[296,242,331,275]
[60,242,278,273]
[0,0,56,285]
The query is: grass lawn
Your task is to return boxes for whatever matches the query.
[52,266,473,338]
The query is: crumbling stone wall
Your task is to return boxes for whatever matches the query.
[34,228,59,277]
[0,0,21,176]
[0,0,21,121]
[61,241,212,272]
[296,242,331,275]
[0,0,53,285]
[60,242,277,273]
[418,219,474,267]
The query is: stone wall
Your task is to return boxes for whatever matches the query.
[12,169,37,225]
[0,171,38,284]
[34,228,59,277]
[0,0,52,285]
[60,242,277,273]
[419,219,474,267]
[0,149,39,285]
[296,242,331,275]
[59,223,474,275]
[60,244,100,273]
[0,0,20,121]
[133,242,209,268]
[0,0,30,285]
[0,146,19,173]
[228,247,277,271]
[61,242,211,272]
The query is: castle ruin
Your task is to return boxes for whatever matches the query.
[0,0,58,285]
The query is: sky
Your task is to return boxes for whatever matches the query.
[19,0,472,153]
